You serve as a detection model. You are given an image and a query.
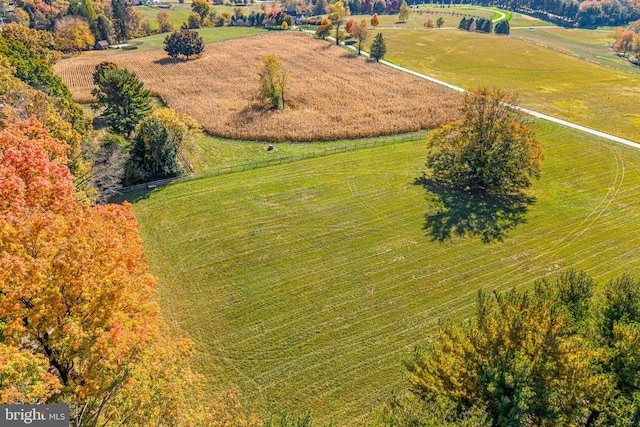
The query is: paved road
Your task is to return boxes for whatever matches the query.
[316,32,640,150]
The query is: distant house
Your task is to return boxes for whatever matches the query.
[284,10,305,25]
[95,40,109,50]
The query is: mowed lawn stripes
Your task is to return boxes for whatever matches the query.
[134,120,640,425]
[374,29,640,143]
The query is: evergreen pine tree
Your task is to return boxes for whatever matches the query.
[370,32,386,62]
[127,117,182,184]
[466,17,474,31]
[495,20,510,35]
[313,0,326,16]
[96,14,113,42]
[111,0,131,42]
[91,64,153,136]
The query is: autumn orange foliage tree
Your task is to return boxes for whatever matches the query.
[612,27,637,56]
[370,13,380,28]
[0,117,204,425]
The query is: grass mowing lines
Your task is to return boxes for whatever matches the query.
[510,27,639,74]
[134,120,640,425]
[187,131,427,173]
[508,11,552,27]
[372,28,640,142]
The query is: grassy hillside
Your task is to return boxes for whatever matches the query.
[133,120,640,425]
[511,27,637,73]
[187,131,427,173]
[373,28,640,142]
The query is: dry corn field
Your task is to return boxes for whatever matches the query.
[55,32,462,141]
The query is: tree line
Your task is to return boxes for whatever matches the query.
[459,16,511,34]
[459,0,639,27]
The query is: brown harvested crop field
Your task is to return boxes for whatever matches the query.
[55,32,462,142]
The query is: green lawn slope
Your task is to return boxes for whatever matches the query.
[373,29,640,142]
[133,120,640,425]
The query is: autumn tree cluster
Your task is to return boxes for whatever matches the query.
[612,22,640,63]
[346,18,370,55]
[0,0,293,52]
[426,88,543,195]
[0,45,202,426]
[0,24,93,198]
[177,1,293,31]
[0,24,264,426]
[0,111,263,427]
[0,118,206,424]
[1,0,149,50]
[399,270,640,426]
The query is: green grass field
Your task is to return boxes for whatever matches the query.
[135,3,262,31]
[133,120,640,425]
[507,11,553,27]
[136,4,193,30]
[370,28,640,142]
[349,5,503,29]
[510,27,640,73]
[186,131,427,173]
[79,26,267,56]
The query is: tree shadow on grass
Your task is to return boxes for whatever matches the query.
[108,187,153,204]
[153,57,184,65]
[340,51,359,59]
[414,176,535,243]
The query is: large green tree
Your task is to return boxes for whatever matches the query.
[426,88,543,195]
[126,117,182,184]
[111,0,132,42]
[164,29,204,60]
[404,271,640,426]
[91,63,152,136]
